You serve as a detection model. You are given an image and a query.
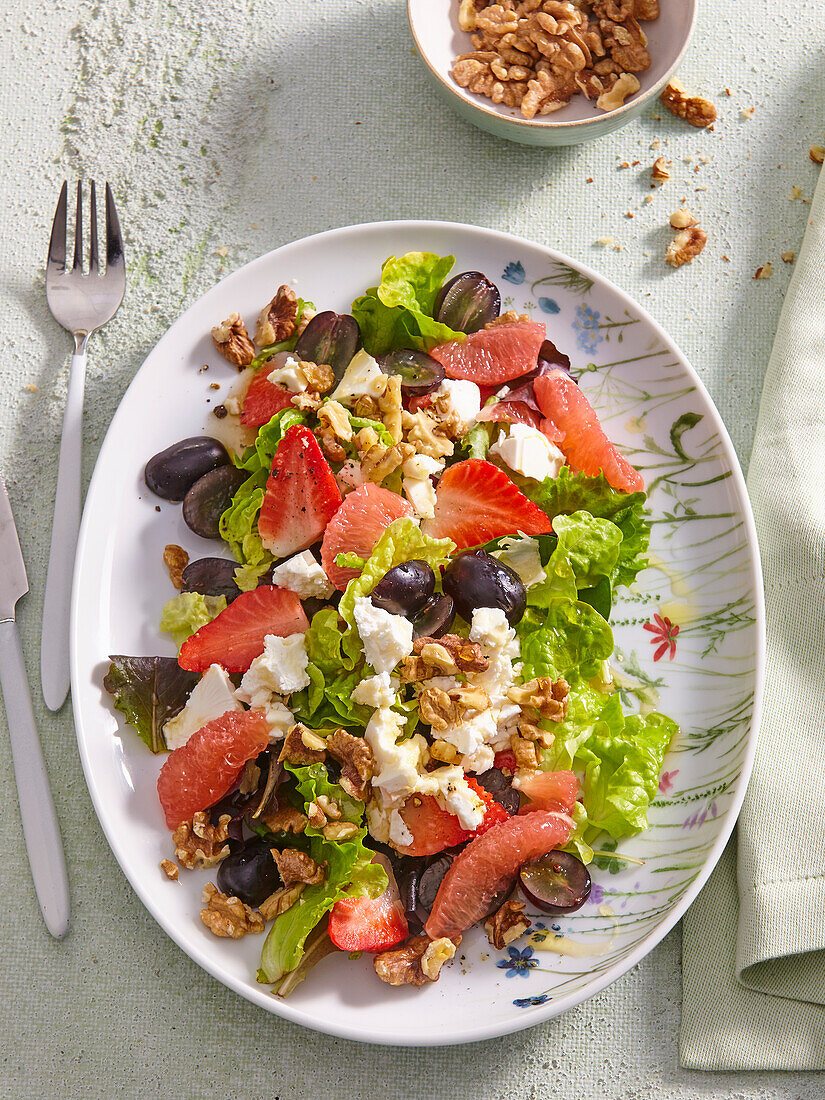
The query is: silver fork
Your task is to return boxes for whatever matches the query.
[41,181,126,710]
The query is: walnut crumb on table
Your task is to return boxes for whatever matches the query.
[660,79,717,128]
[651,156,670,181]
[753,263,773,280]
[665,226,707,268]
[810,145,825,164]
[781,250,795,263]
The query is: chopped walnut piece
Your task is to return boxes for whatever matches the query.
[255,284,298,348]
[485,310,532,328]
[173,812,231,869]
[374,935,460,986]
[322,821,360,841]
[259,883,305,920]
[272,848,326,888]
[326,728,374,800]
[596,72,640,112]
[753,263,774,280]
[201,882,265,938]
[300,360,335,393]
[278,724,326,766]
[160,859,179,881]
[378,374,404,444]
[163,544,189,590]
[318,428,347,464]
[651,156,670,181]
[518,717,555,748]
[292,391,323,413]
[485,898,532,949]
[665,226,708,268]
[507,677,569,722]
[317,400,353,442]
[306,792,342,829]
[669,208,696,229]
[660,80,717,128]
[510,731,538,770]
[359,436,416,486]
[810,145,825,165]
[401,409,455,461]
[261,803,308,835]
[429,739,460,764]
[781,250,795,263]
[419,684,490,731]
[211,312,255,369]
[401,635,489,681]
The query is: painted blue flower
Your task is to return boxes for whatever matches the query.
[502,260,525,285]
[573,303,603,355]
[513,993,550,1008]
[587,883,605,906]
[538,296,560,314]
[497,945,537,978]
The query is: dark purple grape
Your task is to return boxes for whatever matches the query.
[294,311,360,383]
[519,850,591,915]
[181,557,242,602]
[442,549,527,626]
[412,593,455,639]
[371,560,435,617]
[182,465,247,540]
[434,271,501,334]
[377,349,445,398]
[216,837,280,908]
[395,851,456,932]
[474,767,520,816]
[144,436,230,501]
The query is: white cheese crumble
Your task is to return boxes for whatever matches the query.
[401,452,443,519]
[389,808,414,848]
[493,534,546,589]
[352,671,399,709]
[236,632,310,700]
[269,550,334,599]
[489,423,566,481]
[331,349,388,403]
[335,459,367,495]
[267,354,309,393]
[433,378,481,428]
[164,664,241,750]
[353,597,414,675]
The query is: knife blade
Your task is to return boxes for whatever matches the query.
[0,476,71,939]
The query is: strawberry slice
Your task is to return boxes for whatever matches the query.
[396,777,510,857]
[328,860,409,952]
[240,372,295,428]
[422,459,552,550]
[257,425,342,558]
[178,586,308,673]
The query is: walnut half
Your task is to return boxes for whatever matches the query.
[200,882,265,938]
[255,284,298,348]
[373,935,460,986]
[173,812,231,869]
[660,79,716,128]
[665,226,708,268]
[211,312,255,369]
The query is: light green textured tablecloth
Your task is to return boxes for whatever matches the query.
[680,139,825,1073]
[1,1,825,1096]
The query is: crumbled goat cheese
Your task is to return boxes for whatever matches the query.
[267,355,309,393]
[352,672,399,709]
[489,423,566,481]
[164,664,242,750]
[433,378,481,428]
[353,597,414,675]
[269,550,334,599]
[237,632,310,699]
[331,349,388,402]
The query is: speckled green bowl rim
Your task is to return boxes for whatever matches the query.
[406,0,698,136]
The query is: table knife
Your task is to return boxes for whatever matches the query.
[0,476,70,938]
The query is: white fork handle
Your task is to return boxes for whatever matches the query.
[41,344,86,711]
[0,619,71,938]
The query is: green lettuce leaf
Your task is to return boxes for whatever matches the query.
[460,421,493,459]
[338,517,455,627]
[527,510,623,612]
[517,599,614,682]
[249,298,314,368]
[257,763,387,984]
[233,561,270,592]
[236,408,307,474]
[159,592,226,649]
[522,469,649,591]
[103,656,199,753]
[579,711,677,842]
[351,252,464,356]
[289,608,373,727]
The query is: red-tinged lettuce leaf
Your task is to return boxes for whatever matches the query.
[103,656,199,753]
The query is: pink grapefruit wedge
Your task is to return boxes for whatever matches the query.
[429,320,545,385]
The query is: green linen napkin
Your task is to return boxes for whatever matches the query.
[680,161,825,1070]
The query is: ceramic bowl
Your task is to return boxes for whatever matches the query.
[407,0,698,146]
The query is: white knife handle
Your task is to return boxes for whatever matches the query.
[41,345,86,711]
[0,619,70,938]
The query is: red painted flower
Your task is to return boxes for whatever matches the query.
[658,770,679,794]
[643,612,679,661]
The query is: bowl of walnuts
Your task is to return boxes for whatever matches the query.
[407,0,698,146]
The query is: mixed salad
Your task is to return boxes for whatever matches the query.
[104,251,677,994]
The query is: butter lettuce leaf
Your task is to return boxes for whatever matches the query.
[351,252,464,356]
[289,608,373,727]
[257,763,386,985]
[522,469,649,591]
[159,592,226,649]
[339,518,455,627]
[517,599,614,682]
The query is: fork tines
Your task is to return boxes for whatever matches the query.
[47,180,124,277]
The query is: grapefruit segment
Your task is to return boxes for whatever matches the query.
[533,370,644,493]
[240,373,295,428]
[396,777,509,857]
[517,770,579,815]
[424,810,572,939]
[321,483,413,591]
[429,321,546,385]
[157,709,270,829]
